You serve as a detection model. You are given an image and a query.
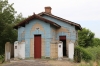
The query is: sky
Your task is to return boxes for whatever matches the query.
[8,0,100,38]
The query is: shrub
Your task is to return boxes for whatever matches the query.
[74,45,100,64]
[86,46,100,61]
[74,46,92,62]
[74,46,81,62]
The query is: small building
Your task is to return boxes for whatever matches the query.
[14,7,82,59]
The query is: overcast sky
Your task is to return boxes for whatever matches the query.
[8,0,100,38]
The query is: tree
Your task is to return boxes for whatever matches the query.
[78,28,95,47]
[0,0,25,61]
[14,13,26,25]
[92,38,100,46]
[0,0,16,56]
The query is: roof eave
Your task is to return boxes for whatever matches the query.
[13,14,61,29]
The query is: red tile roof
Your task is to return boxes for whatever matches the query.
[14,12,82,30]
[38,12,82,30]
[14,14,61,29]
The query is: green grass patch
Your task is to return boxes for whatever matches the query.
[0,55,4,64]
[78,60,100,66]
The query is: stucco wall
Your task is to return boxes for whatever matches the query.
[50,25,57,42]
[18,27,25,42]
[43,15,77,43]
[48,15,77,58]
[17,15,77,59]
[25,19,51,58]
[50,43,58,59]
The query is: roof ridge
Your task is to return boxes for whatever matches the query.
[38,12,79,25]
[38,12,82,30]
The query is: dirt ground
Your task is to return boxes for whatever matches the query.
[1,59,78,66]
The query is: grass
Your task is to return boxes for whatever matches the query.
[78,60,100,66]
[0,55,2,63]
[0,55,4,64]
[79,61,93,66]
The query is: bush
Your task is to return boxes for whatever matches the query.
[81,48,92,62]
[74,46,100,63]
[74,46,81,62]
[86,46,100,61]
[74,46,92,62]
[0,55,4,63]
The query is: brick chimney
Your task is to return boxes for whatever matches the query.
[45,6,52,14]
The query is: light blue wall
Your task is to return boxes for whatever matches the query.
[25,19,51,57]
[17,15,77,58]
[42,15,77,42]
[50,25,57,41]
[18,27,25,42]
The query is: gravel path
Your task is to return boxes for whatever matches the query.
[2,59,51,66]
[2,59,77,66]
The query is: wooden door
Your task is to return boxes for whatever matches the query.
[34,35,41,58]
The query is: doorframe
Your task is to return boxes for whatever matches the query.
[59,36,67,57]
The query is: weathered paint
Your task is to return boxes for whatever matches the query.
[14,41,25,59]
[5,42,11,61]
[17,14,78,59]
[68,42,74,59]
[18,27,25,42]
[18,42,25,59]
[42,15,77,43]
[30,38,34,57]
[58,41,63,60]
[14,41,18,58]
[25,19,51,58]
[50,43,58,59]
[50,25,57,42]
[45,15,77,58]
[41,38,45,57]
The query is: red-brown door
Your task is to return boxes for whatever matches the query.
[34,35,41,58]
